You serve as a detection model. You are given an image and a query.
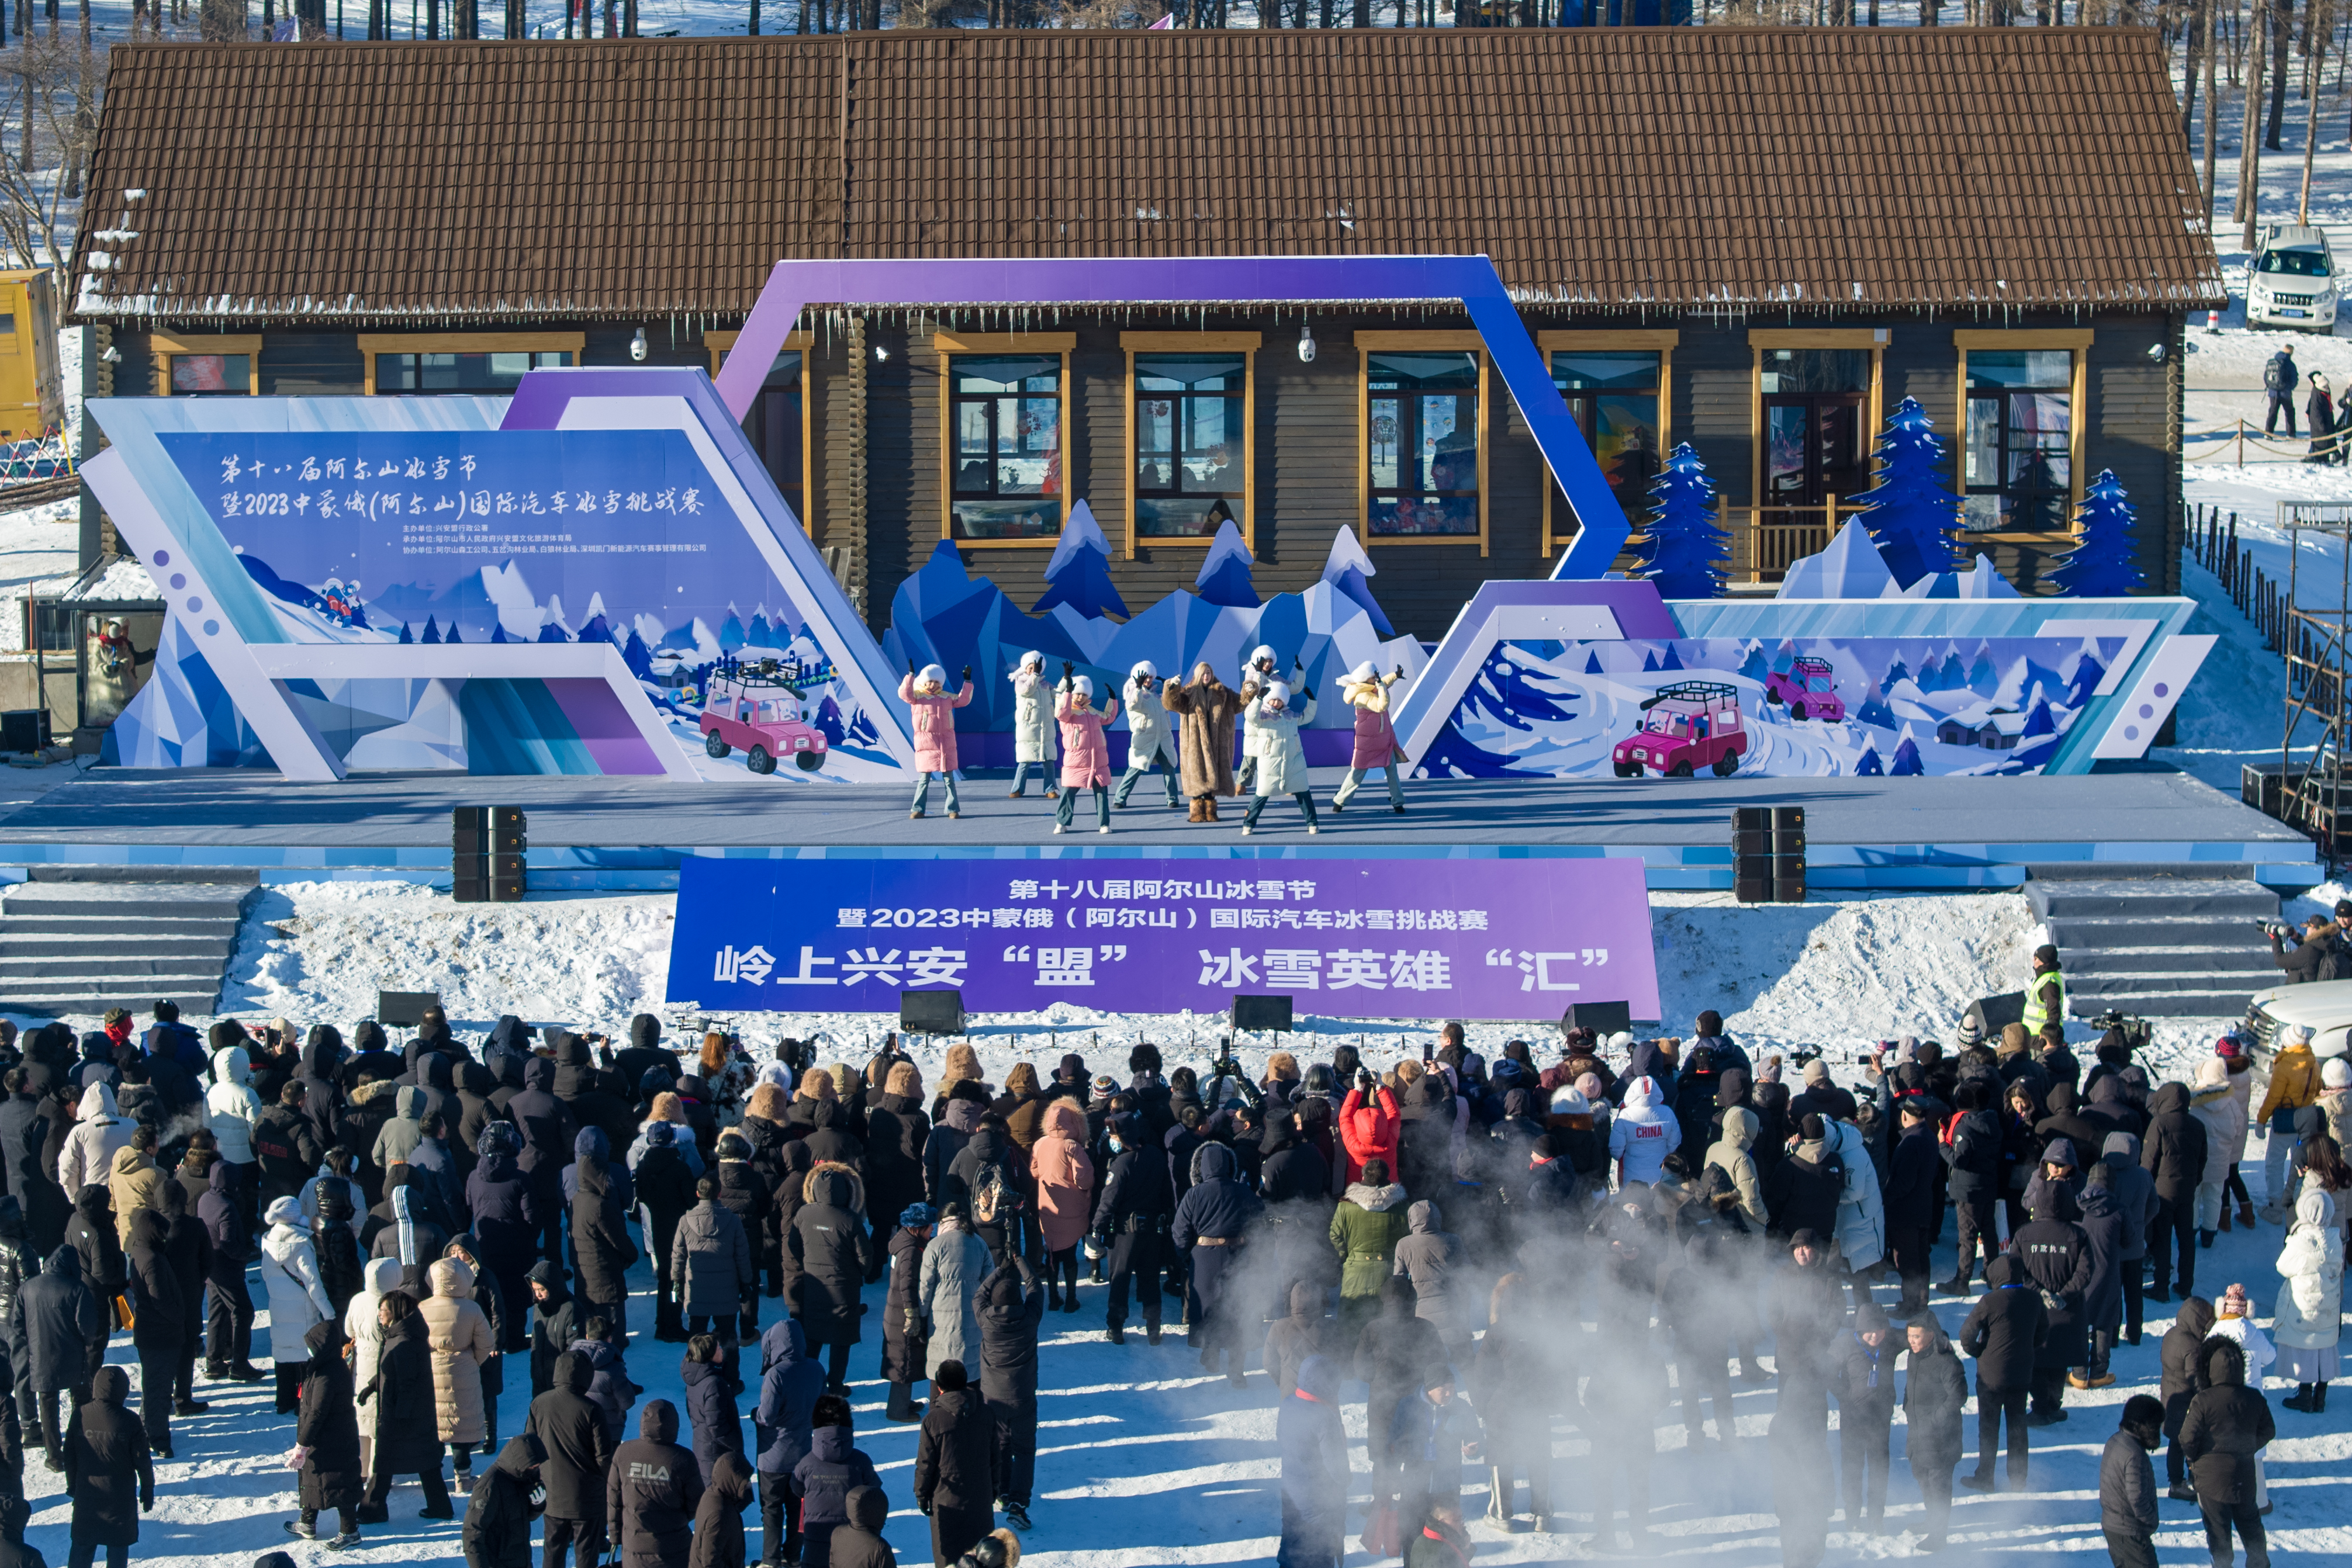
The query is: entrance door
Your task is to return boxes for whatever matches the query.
[1755,345,1873,577]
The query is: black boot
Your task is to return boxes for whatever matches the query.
[2318,1382,2331,1412]
[2285,1384,2313,1411]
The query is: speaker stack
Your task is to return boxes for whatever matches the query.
[1732,805,1805,904]
[453,806,528,903]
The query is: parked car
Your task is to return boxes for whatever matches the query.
[700,660,828,774]
[1763,655,1844,722]
[2246,976,2352,1064]
[2246,223,2339,331]
[1613,681,1748,778]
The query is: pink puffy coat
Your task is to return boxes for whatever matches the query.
[900,673,973,773]
[1029,1100,1097,1253]
[1347,677,1403,769]
[1056,691,1120,787]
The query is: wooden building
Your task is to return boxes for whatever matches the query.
[68,28,2223,639]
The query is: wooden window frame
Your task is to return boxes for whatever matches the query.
[356,331,587,396]
[1118,331,1260,559]
[150,331,261,397]
[1741,328,1887,580]
[935,331,1077,548]
[1536,328,1678,562]
[1951,328,2094,539]
[1357,330,1490,556]
[707,329,817,535]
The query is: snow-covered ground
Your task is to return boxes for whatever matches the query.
[13,876,2324,1568]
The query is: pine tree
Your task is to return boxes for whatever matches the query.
[1850,396,1960,589]
[491,624,510,645]
[1853,739,1885,776]
[421,615,441,646]
[1632,442,1728,599]
[1032,500,1130,619]
[398,621,413,645]
[1193,518,1261,609]
[2048,470,2145,597]
[1890,722,1925,776]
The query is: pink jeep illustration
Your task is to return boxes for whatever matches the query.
[1613,681,1748,778]
[1764,655,1845,722]
[700,660,828,774]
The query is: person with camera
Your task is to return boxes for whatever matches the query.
[1336,1070,1400,1190]
[2267,915,2337,986]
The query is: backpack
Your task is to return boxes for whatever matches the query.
[972,1160,1024,1227]
[2266,352,2295,393]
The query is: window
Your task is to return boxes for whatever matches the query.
[936,334,1075,545]
[1120,332,1259,552]
[1360,333,1488,550]
[375,351,572,393]
[2258,249,2333,278]
[1538,332,1675,559]
[1743,329,1887,582]
[1952,331,2090,535]
[356,334,586,397]
[149,332,260,397]
[708,331,814,534]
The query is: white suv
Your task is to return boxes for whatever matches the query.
[2245,977,2352,1062]
[2247,224,2339,331]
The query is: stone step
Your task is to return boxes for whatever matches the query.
[0,954,231,980]
[0,934,233,960]
[2067,988,2255,1019]
[2060,946,2278,977]
[0,992,224,1017]
[2027,879,2277,922]
[2,883,254,923]
[2071,970,2270,998]
[0,880,254,1019]
[24,866,260,887]
[2045,916,2277,950]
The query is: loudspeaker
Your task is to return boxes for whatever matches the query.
[454,806,488,833]
[1230,994,1293,1033]
[900,989,966,1036]
[1773,878,1807,905]
[0,709,48,753]
[1560,1001,1631,1036]
[1734,874,1770,904]
[492,807,527,830]
[1965,992,2026,1037]
[1733,829,1772,858]
[1732,806,1770,833]
[492,825,527,854]
[377,991,442,1027]
[490,877,525,904]
[1772,805,1805,834]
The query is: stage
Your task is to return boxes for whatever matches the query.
[0,764,2316,893]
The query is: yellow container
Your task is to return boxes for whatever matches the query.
[0,270,63,445]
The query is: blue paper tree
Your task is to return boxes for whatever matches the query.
[420,615,441,646]
[1319,528,1394,636]
[397,622,413,645]
[1890,724,1925,776]
[622,628,655,680]
[1193,518,1261,608]
[1632,442,1728,599]
[1851,397,1960,589]
[1032,500,1129,620]
[2049,470,2145,597]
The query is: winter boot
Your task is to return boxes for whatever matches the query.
[2199,1230,2216,1249]
[1204,797,1219,822]
[2318,1382,2330,1411]
[1528,1480,1551,1524]
[1046,1287,1064,1311]
[1187,799,1205,823]
[886,1381,923,1422]
[2219,1209,2232,1234]
[285,1519,318,1540]
[1104,1324,1125,1345]
[2285,1384,2313,1411]
[1485,1467,1511,1526]
[1146,1324,1163,1345]
[2239,1199,2258,1230]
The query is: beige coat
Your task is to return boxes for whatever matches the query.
[1163,670,1241,798]
[420,1254,494,1446]
[1704,1107,1769,1231]
[107,1145,167,1244]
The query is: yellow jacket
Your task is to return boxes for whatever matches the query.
[2257,1044,2325,1124]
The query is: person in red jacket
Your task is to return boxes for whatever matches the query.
[1337,1073,1401,1188]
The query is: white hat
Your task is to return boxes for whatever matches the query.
[1350,660,1379,684]
[1071,675,1095,700]
[2325,1058,2351,1090]
[2287,1023,2315,1047]
[1250,645,1277,668]
[1606,1030,1635,1052]
[919,663,946,686]
[1019,650,1044,670]
[1263,681,1292,708]
[1130,660,1157,681]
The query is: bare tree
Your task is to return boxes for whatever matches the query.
[0,30,99,279]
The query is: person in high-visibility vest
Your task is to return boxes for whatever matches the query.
[2022,944,2067,1036]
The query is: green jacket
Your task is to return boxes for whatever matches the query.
[1329,1182,1411,1300]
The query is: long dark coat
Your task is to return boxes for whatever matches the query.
[570,1158,637,1309]
[123,1212,182,1355]
[880,1226,929,1386]
[298,1323,365,1513]
[361,1311,444,1474]
[16,1244,103,1393]
[1957,1255,2049,1394]
[607,1400,703,1568]
[752,1319,823,1479]
[463,1435,547,1568]
[525,1351,615,1523]
[65,1367,151,1548]
[790,1165,871,1345]
[1163,671,1241,798]
[1900,1334,1969,1468]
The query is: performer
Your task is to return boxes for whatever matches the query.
[900,662,974,820]
[1235,646,1281,795]
[1113,662,1181,811]
[1053,665,1120,836]
[1331,662,1407,815]
[1162,661,1242,823]
[1006,650,1059,799]
[1240,681,1319,836]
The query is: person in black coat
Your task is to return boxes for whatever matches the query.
[789,1396,881,1568]
[1880,1102,1939,1315]
[2011,1188,2095,1424]
[62,1189,123,1318]
[1090,1114,1172,1343]
[2160,1296,2217,1497]
[1170,1142,1263,1385]
[1830,1301,1898,1529]
[16,1244,103,1471]
[1938,1079,2004,1294]
[1763,1116,1842,1241]
[632,1122,698,1344]
[828,1485,895,1568]
[2073,1164,2129,1389]
[2178,1337,2275,1568]
[528,1262,583,1401]
[464,1434,546,1568]
[1355,1276,1444,1521]
[1958,1253,2048,1491]
[2140,1082,2207,1302]
[527,1348,615,1568]
[154,1182,210,1420]
[791,1164,871,1393]
[64,1366,150,1568]
[974,1258,1044,1528]
[689,1451,754,1568]
[1901,1314,1968,1552]
[681,1334,743,1486]
[0,1073,69,1258]
[509,1058,577,1262]
[197,1155,261,1382]
[607,1399,703,1568]
[466,1123,540,1354]
[571,1152,638,1336]
[292,1321,364,1546]
[864,1069,932,1278]
[358,1292,454,1522]
[914,1361,995,1568]
[880,1212,932,1424]
[121,1210,184,1457]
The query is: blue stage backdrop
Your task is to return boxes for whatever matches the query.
[665,856,1661,1020]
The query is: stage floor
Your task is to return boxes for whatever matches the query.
[0,766,2313,891]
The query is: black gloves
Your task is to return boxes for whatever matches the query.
[960,664,973,681]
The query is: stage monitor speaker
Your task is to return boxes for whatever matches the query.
[1231,994,1293,1033]
[1772,805,1805,834]
[1732,806,1770,833]
[453,805,487,832]
[1965,992,2026,1038]
[1734,829,1771,858]
[492,806,527,830]
[900,989,966,1036]
[492,826,527,854]
[0,709,47,752]
[1560,1001,1631,1036]
[490,877,525,904]
[377,990,442,1027]
[1734,873,1770,904]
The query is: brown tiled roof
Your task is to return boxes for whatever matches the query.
[71,28,2223,325]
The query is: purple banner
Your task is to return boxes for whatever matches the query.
[666,856,1659,1020]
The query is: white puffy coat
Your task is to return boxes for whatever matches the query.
[206,1047,265,1165]
[55,1082,132,1196]
[1242,693,1316,797]
[915,1220,991,1381]
[2274,1189,2344,1353]
[1123,676,1176,764]
[346,1257,402,1445]
[1010,666,1056,764]
[258,1197,334,1365]
[1826,1117,1886,1271]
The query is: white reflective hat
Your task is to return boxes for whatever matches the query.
[1130,660,1157,681]
[919,663,946,686]
[1071,675,1095,699]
